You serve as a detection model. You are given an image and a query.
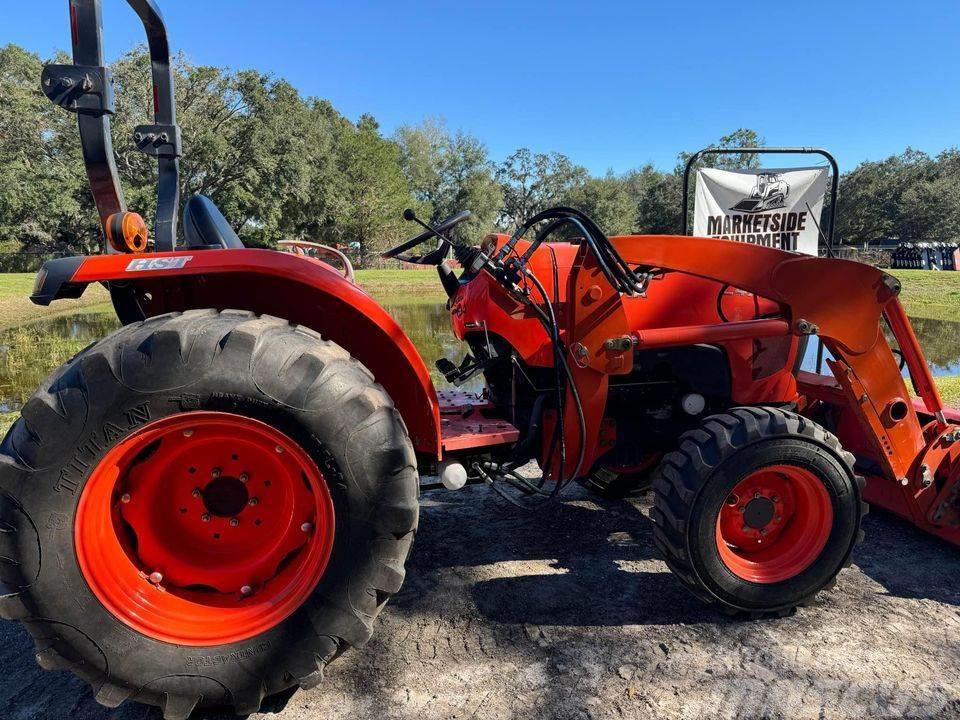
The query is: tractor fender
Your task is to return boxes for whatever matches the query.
[32,250,442,456]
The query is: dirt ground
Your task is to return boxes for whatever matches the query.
[0,483,958,720]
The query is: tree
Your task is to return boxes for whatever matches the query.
[333,114,413,265]
[624,165,683,234]
[562,173,636,234]
[395,118,502,241]
[0,45,97,262]
[496,148,588,226]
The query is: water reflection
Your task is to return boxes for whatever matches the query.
[1,305,958,414]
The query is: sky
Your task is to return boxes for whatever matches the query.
[6,0,960,176]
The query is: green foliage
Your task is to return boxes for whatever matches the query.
[395,118,502,241]
[2,37,956,264]
[496,148,589,226]
[837,149,960,244]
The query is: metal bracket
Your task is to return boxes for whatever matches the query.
[133,124,182,158]
[41,64,115,116]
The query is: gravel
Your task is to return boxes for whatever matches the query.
[1,483,958,719]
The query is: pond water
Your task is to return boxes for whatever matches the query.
[1,303,959,414]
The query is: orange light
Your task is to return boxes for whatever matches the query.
[105,212,148,253]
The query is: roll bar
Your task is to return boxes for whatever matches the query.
[41,0,181,251]
[680,147,840,252]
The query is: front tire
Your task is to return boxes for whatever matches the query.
[0,310,419,718]
[650,406,865,615]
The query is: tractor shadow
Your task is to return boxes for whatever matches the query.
[394,482,960,628]
[393,483,725,627]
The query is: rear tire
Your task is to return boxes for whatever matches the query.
[650,406,865,615]
[0,310,419,718]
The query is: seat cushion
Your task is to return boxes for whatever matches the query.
[182,195,245,249]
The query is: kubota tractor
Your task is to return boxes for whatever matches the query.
[2,1,958,717]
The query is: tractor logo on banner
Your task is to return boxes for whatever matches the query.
[693,167,828,255]
[730,173,790,213]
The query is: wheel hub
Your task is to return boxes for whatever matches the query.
[202,474,249,517]
[75,411,336,646]
[715,465,833,584]
[742,496,776,529]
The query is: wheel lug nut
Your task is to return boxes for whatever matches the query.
[275,445,284,454]
[239,473,249,483]
[754,491,761,499]
[211,467,221,478]
[183,428,194,437]
[149,571,163,585]
[240,585,253,596]
[120,493,131,504]
[301,522,313,533]
[230,517,240,527]
[192,488,202,498]
[248,497,259,506]
[201,513,211,522]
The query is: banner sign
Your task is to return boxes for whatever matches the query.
[693,166,829,255]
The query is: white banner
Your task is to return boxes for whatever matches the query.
[693,166,828,255]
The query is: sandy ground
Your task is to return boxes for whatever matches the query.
[0,483,958,720]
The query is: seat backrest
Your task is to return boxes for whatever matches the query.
[182,195,245,249]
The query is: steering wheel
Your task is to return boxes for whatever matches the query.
[381,209,472,264]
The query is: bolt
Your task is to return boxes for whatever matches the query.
[899,477,909,486]
[120,493,131,504]
[229,517,240,527]
[248,497,259,507]
[183,428,194,438]
[741,525,750,533]
[772,496,780,503]
[760,528,767,535]
[211,467,221,478]
[275,445,284,454]
[240,585,252,596]
[239,473,249,483]
[62,77,75,88]
[134,132,143,142]
[301,522,313,533]
[81,74,93,92]
[148,571,163,585]
[754,491,761,499]
[201,513,211,523]
[775,515,782,521]
[192,488,202,498]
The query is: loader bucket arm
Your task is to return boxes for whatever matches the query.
[564,234,937,490]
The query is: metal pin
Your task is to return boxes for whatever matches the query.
[149,571,163,585]
[301,522,313,533]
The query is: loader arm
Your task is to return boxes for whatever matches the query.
[560,233,957,544]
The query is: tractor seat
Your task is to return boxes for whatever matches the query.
[182,195,245,249]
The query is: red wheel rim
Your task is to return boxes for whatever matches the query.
[715,464,832,584]
[75,411,335,646]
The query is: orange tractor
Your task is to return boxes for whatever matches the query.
[1,1,957,717]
